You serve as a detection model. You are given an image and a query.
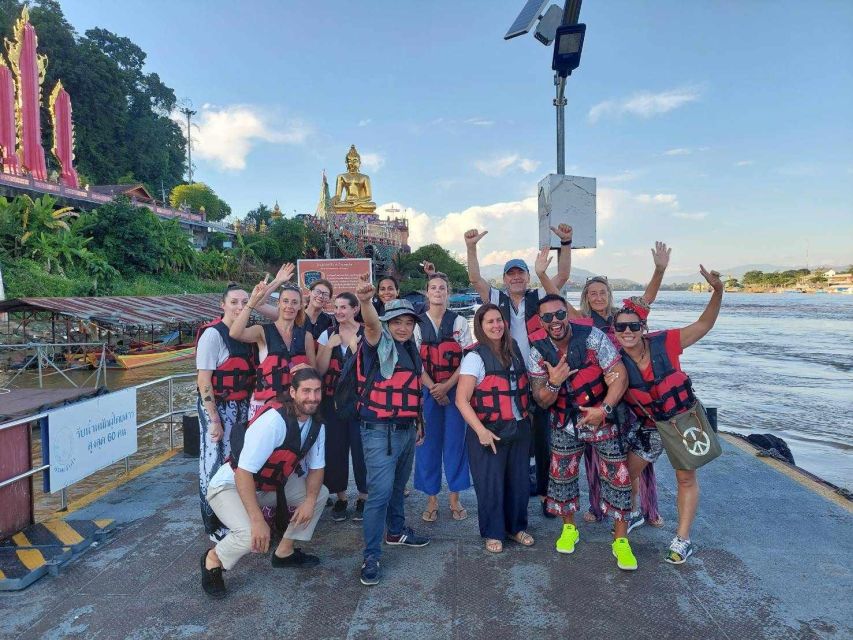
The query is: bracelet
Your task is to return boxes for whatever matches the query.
[546,381,561,394]
[560,240,572,246]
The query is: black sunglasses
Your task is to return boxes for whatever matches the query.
[614,321,644,333]
[539,309,568,323]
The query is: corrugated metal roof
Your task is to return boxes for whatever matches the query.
[0,294,227,328]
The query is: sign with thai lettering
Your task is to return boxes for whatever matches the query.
[46,388,137,492]
[297,258,372,311]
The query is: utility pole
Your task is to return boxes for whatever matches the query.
[179,106,197,184]
[555,0,582,175]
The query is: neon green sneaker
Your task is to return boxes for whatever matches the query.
[555,523,579,554]
[612,537,638,571]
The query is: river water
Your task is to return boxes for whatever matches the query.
[586,291,852,490]
[12,290,853,516]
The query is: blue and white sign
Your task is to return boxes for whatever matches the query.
[46,388,137,493]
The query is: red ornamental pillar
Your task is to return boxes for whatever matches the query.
[50,81,79,188]
[0,62,17,173]
[7,7,48,181]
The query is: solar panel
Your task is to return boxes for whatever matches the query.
[504,0,550,40]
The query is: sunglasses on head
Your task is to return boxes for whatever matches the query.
[280,283,302,293]
[614,321,644,333]
[539,309,568,323]
[429,272,449,282]
[586,275,608,283]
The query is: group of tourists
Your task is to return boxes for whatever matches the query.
[195,223,724,596]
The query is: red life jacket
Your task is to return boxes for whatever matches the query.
[254,323,309,401]
[589,310,619,347]
[195,319,256,401]
[469,341,530,425]
[228,400,323,491]
[356,339,423,421]
[622,331,696,425]
[497,289,543,339]
[418,310,463,384]
[321,326,363,398]
[530,322,608,427]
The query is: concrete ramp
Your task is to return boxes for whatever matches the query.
[0,437,849,639]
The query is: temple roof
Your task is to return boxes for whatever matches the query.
[89,184,155,203]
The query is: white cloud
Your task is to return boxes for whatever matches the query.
[734,160,754,167]
[480,247,539,268]
[588,85,703,123]
[464,117,495,127]
[664,148,692,156]
[475,153,540,177]
[599,170,640,184]
[173,105,311,171]
[635,193,679,207]
[518,158,541,173]
[357,118,372,127]
[360,152,385,173]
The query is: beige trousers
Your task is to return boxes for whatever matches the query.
[207,476,329,570]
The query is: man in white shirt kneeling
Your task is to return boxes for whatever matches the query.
[201,367,329,597]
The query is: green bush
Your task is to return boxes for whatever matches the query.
[4,259,92,297]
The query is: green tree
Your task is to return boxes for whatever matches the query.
[170,183,231,221]
[153,218,196,273]
[244,203,272,232]
[76,196,163,275]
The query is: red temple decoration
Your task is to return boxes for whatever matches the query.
[5,6,48,181]
[49,81,79,188]
[0,59,18,173]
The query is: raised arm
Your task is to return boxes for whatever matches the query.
[680,265,723,349]
[230,280,268,344]
[355,276,381,346]
[551,224,573,289]
[643,242,670,305]
[464,229,491,303]
[535,247,560,296]
[256,263,296,321]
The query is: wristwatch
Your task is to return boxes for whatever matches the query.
[602,402,613,417]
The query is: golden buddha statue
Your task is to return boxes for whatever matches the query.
[331,145,376,214]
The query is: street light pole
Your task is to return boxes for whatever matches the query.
[179,106,197,184]
[554,0,581,175]
[555,75,567,175]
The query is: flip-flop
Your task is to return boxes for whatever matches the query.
[450,506,468,521]
[648,515,665,527]
[582,509,598,523]
[485,539,503,553]
[508,531,535,546]
[421,508,438,522]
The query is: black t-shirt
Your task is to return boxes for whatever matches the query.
[304,311,335,340]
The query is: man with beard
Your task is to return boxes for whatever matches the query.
[527,294,638,571]
[201,368,329,597]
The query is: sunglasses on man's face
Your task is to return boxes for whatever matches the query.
[539,309,568,323]
[614,321,644,333]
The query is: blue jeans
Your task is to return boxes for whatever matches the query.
[361,422,415,561]
[414,390,471,495]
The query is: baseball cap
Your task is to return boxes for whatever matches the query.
[503,259,529,274]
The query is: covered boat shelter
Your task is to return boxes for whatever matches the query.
[0,294,227,348]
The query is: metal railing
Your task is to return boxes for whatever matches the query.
[0,372,197,510]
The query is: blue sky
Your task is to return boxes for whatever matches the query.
[60,0,853,280]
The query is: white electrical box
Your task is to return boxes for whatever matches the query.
[537,174,596,250]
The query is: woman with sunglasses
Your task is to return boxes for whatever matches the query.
[304,279,336,340]
[413,272,473,522]
[230,268,317,420]
[613,265,723,564]
[316,292,368,522]
[456,304,534,554]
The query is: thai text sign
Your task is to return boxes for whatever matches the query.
[297,259,372,311]
[46,388,137,492]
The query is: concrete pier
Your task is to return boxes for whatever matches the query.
[1,435,850,640]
